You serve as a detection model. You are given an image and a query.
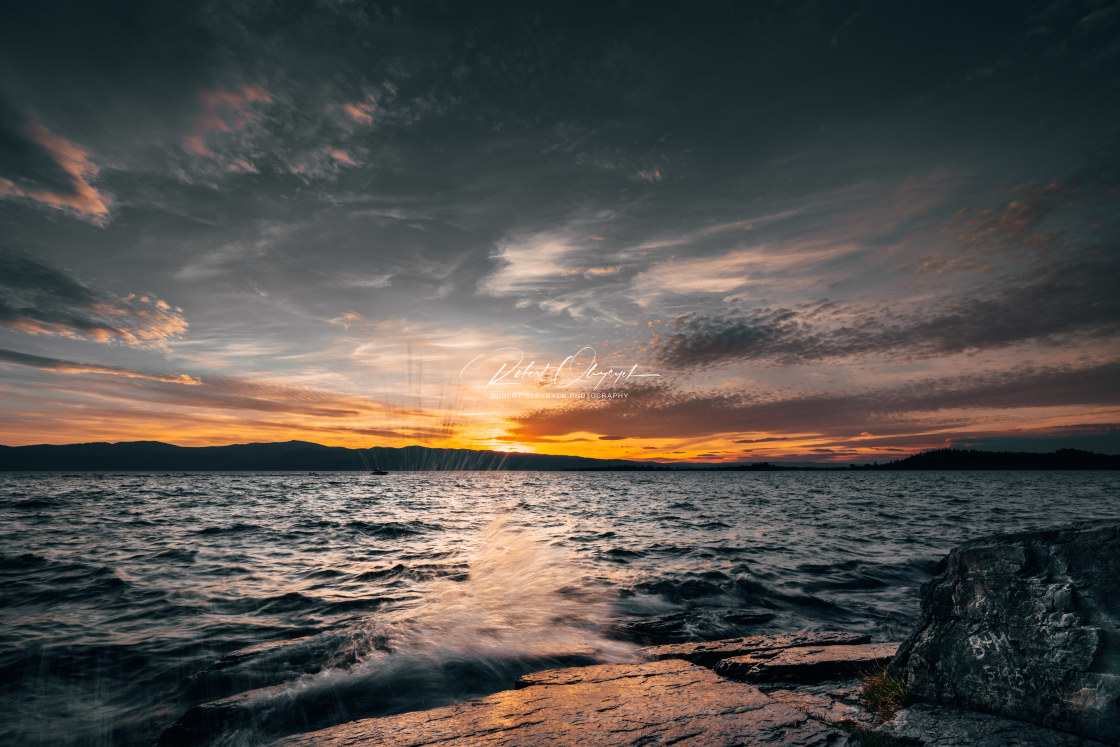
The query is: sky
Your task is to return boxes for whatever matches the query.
[1,0,1119,462]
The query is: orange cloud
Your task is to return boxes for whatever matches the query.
[182,134,213,156]
[183,84,273,156]
[0,357,466,448]
[0,349,201,385]
[330,149,357,166]
[227,158,257,173]
[342,98,376,124]
[0,124,112,223]
[0,249,189,348]
[0,177,23,197]
[196,84,272,132]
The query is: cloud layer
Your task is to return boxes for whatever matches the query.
[0,1,1117,456]
[0,248,187,346]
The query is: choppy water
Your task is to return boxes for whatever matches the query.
[1,470,1117,746]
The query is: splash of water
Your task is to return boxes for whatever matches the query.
[383,514,635,662]
[226,514,636,741]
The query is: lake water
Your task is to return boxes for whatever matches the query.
[2,470,1117,745]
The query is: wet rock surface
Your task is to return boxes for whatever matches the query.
[273,658,855,746]
[235,522,1120,746]
[160,649,605,746]
[264,621,1114,746]
[878,703,1111,746]
[889,520,1120,745]
[760,680,881,730]
[642,630,871,667]
[716,642,899,683]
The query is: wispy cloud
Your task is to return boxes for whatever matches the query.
[649,249,1120,367]
[508,360,1120,442]
[174,221,293,281]
[341,95,378,125]
[0,248,187,347]
[480,231,592,297]
[182,84,273,157]
[0,349,201,385]
[632,241,856,299]
[0,124,111,223]
[329,148,357,166]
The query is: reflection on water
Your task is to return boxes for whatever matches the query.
[1,470,1117,745]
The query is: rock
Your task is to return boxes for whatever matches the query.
[715,643,899,683]
[888,520,1120,745]
[763,680,882,729]
[271,659,855,746]
[161,649,608,745]
[642,630,870,667]
[878,702,1111,746]
[158,686,277,746]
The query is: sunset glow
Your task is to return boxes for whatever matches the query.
[1,2,1118,462]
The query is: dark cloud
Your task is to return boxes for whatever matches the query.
[650,178,1120,368]
[0,346,442,425]
[0,348,199,385]
[941,426,1120,454]
[0,101,74,193]
[510,361,1120,441]
[0,248,186,345]
[652,249,1120,367]
[0,1,1117,450]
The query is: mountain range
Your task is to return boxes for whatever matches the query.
[0,441,1116,471]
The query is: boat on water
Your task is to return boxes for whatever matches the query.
[359,448,388,475]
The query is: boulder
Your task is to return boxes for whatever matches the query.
[888,520,1120,745]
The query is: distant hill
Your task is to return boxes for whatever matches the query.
[865,448,1120,470]
[0,440,646,471]
[0,441,1116,471]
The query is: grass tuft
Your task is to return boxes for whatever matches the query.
[860,668,907,721]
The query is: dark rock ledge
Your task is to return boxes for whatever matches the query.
[245,521,1118,746]
[885,519,1120,745]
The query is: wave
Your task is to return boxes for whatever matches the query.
[8,497,63,510]
[345,520,437,537]
[152,548,198,563]
[160,514,637,745]
[197,522,261,535]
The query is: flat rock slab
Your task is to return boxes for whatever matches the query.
[878,703,1112,746]
[763,680,881,730]
[272,659,853,746]
[716,643,899,683]
[642,631,871,667]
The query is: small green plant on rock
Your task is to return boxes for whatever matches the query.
[860,668,907,721]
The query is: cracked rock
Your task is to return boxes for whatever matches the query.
[715,643,899,683]
[271,659,853,746]
[888,520,1120,745]
[878,702,1111,746]
[642,631,871,668]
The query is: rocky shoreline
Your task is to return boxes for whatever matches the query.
[166,521,1120,746]
[270,629,1108,746]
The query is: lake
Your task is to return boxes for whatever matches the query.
[2,470,1117,745]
